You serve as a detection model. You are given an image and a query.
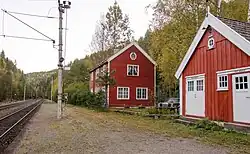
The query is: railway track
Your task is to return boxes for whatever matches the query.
[0,99,43,152]
[0,100,31,111]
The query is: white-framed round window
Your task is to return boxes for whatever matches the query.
[208,37,215,50]
[130,52,137,60]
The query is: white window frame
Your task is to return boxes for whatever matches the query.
[136,87,148,100]
[127,64,139,76]
[117,87,130,100]
[208,35,215,50]
[217,74,228,91]
[130,52,137,60]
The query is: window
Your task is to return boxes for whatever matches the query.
[217,75,228,91]
[197,80,204,91]
[235,76,248,90]
[187,81,194,91]
[208,36,215,50]
[136,88,148,100]
[117,87,129,100]
[130,52,137,60]
[127,65,139,76]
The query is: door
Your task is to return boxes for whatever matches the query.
[233,73,250,123]
[186,76,205,117]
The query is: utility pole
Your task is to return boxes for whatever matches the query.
[57,0,71,119]
[51,76,53,102]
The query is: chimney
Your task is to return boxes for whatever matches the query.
[217,0,222,16]
[248,0,250,22]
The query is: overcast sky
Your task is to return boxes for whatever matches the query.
[0,0,155,73]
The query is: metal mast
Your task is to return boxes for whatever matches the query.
[57,0,71,119]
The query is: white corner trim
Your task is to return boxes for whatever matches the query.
[216,66,250,75]
[127,64,139,76]
[175,12,250,79]
[107,42,157,65]
[136,87,149,100]
[179,75,183,116]
[107,61,111,107]
[117,87,130,100]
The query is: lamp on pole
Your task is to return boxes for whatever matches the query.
[57,0,71,119]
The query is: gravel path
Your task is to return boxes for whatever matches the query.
[6,103,229,154]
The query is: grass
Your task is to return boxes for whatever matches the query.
[105,109,250,154]
[70,105,250,154]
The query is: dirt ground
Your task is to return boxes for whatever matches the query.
[6,103,229,154]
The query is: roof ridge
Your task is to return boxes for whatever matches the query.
[217,16,250,25]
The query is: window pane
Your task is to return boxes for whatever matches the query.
[244,83,248,89]
[236,84,239,89]
[240,83,243,89]
[236,77,239,83]
[225,81,227,87]
[244,76,248,82]
[240,77,243,82]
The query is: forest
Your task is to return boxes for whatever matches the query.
[1,0,249,104]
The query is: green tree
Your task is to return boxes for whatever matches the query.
[96,70,116,108]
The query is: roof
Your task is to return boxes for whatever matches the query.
[89,42,156,73]
[175,12,250,79]
[218,17,250,41]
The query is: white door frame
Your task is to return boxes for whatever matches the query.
[232,72,250,124]
[186,74,205,117]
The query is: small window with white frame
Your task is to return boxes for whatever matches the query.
[117,87,129,100]
[136,87,148,100]
[217,74,228,91]
[208,35,215,50]
[127,65,139,76]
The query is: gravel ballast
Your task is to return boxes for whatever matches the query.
[6,103,229,154]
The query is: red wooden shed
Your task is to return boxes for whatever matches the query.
[175,12,250,125]
[89,42,156,107]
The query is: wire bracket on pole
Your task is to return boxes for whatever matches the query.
[1,9,55,44]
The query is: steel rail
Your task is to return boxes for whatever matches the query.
[0,101,28,111]
[0,100,42,139]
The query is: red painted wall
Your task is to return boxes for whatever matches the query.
[109,45,155,107]
[182,28,250,122]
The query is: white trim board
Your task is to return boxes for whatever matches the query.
[107,42,157,66]
[117,87,130,100]
[175,12,250,79]
[216,66,250,75]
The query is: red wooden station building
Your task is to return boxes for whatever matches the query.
[89,42,156,107]
[175,12,250,125]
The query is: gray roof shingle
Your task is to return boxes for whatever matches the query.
[218,17,250,42]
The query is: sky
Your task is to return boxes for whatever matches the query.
[0,0,156,73]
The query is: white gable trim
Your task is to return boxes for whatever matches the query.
[175,12,250,79]
[107,42,157,65]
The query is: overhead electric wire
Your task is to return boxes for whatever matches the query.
[0,35,52,42]
[1,9,55,43]
[6,10,57,19]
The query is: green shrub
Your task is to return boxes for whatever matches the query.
[65,82,105,108]
[194,119,223,131]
